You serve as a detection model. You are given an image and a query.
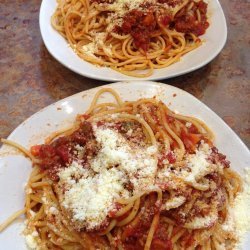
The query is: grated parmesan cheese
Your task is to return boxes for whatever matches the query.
[184,144,212,183]
[219,167,250,249]
[26,187,32,194]
[184,213,218,229]
[41,196,48,204]
[75,144,85,159]
[157,143,216,188]
[221,206,235,232]
[25,230,39,250]
[82,32,113,58]
[58,126,158,230]
[82,42,96,56]
[233,167,250,249]
[49,206,58,215]
[163,196,186,210]
[109,0,155,17]
[59,164,128,230]
[29,210,36,218]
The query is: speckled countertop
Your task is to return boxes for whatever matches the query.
[0,0,249,147]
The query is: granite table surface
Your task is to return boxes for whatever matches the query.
[0,0,249,148]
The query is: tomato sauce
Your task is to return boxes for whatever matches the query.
[31,120,147,181]
[151,225,173,250]
[209,147,230,168]
[158,151,176,168]
[121,194,158,249]
[115,9,157,51]
[115,0,209,51]
[174,1,209,36]
[31,121,97,180]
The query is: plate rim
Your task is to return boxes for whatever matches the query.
[39,0,228,81]
[3,80,248,154]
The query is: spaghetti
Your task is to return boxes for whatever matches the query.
[51,0,210,77]
[0,88,243,250]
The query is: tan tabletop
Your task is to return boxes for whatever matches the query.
[0,0,249,147]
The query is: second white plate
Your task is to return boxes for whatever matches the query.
[39,0,227,81]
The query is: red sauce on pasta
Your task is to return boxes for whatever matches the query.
[114,0,209,51]
[175,1,209,36]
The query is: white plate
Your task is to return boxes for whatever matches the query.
[39,0,227,81]
[0,81,249,249]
